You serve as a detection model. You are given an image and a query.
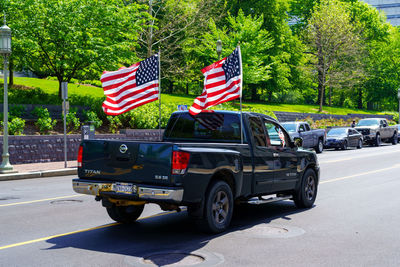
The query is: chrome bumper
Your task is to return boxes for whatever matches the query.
[72,179,183,202]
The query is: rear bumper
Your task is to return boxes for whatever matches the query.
[72,179,183,203]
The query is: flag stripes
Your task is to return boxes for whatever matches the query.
[189,47,242,116]
[101,55,159,116]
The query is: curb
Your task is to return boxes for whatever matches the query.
[0,168,77,181]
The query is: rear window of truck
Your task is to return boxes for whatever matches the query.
[164,112,241,142]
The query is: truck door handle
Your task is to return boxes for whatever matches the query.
[273,153,280,158]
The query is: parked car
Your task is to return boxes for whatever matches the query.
[281,121,326,153]
[394,124,400,143]
[73,111,320,233]
[324,127,363,150]
[355,118,398,146]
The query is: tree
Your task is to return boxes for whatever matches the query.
[184,10,274,101]
[9,0,148,98]
[133,0,225,93]
[305,0,361,111]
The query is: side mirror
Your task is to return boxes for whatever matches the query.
[294,137,303,147]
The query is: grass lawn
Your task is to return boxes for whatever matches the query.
[1,77,382,115]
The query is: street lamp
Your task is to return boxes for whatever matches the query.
[0,14,15,173]
[216,39,222,60]
[397,88,400,124]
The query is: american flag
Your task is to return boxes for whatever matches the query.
[101,55,159,115]
[189,47,242,116]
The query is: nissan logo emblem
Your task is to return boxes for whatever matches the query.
[119,144,128,153]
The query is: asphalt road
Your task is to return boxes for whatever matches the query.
[1,144,400,266]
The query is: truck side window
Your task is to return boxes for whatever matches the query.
[299,124,305,132]
[249,117,267,147]
[264,121,289,147]
[304,124,311,131]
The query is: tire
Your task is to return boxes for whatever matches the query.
[375,133,381,147]
[391,133,398,145]
[293,169,318,209]
[106,204,144,224]
[315,139,324,154]
[357,139,363,149]
[342,140,348,150]
[196,180,234,234]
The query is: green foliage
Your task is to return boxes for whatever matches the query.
[83,110,103,129]
[107,116,123,133]
[64,110,81,133]
[8,117,26,135]
[33,107,57,134]
[9,0,149,96]
[9,105,25,118]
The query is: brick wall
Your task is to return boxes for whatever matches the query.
[0,130,163,165]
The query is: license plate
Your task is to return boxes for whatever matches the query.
[114,183,135,194]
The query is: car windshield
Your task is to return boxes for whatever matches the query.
[327,128,347,136]
[281,123,297,132]
[357,119,379,126]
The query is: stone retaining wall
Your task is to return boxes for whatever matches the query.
[0,130,163,165]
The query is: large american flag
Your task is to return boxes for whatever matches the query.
[189,47,242,116]
[101,55,159,115]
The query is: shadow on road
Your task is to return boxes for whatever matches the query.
[45,201,308,266]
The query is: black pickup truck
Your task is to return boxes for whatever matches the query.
[73,111,319,233]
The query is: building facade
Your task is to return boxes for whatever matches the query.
[363,0,400,26]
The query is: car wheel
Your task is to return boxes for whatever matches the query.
[391,133,398,145]
[357,139,363,149]
[196,180,234,233]
[375,134,381,147]
[315,139,324,154]
[106,204,144,224]
[293,169,318,208]
[342,140,348,150]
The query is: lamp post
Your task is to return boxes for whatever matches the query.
[216,39,222,60]
[397,88,400,124]
[0,14,15,173]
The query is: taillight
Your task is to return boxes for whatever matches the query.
[172,151,190,175]
[77,145,83,167]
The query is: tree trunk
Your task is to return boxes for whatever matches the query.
[329,87,332,106]
[357,88,363,109]
[186,82,189,95]
[250,84,259,101]
[58,77,63,99]
[147,0,154,57]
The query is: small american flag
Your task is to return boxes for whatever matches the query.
[189,47,242,116]
[101,55,159,115]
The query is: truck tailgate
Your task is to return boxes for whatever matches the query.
[78,140,174,185]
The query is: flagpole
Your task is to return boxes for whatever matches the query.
[158,49,162,141]
[238,44,243,144]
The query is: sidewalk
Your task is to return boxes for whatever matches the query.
[0,160,77,181]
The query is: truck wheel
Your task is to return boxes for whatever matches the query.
[293,169,318,208]
[106,204,144,224]
[197,181,233,234]
[375,134,381,147]
[357,139,363,149]
[391,133,398,145]
[315,139,324,154]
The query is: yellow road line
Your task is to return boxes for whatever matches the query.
[0,194,83,207]
[0,210,177,251]
[321,164,400,184]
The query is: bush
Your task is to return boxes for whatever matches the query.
[33,107,57,134]
[9,105,25,118]
[64,110,81,133]
[8,117,26,135]
[83,110,103,129]
[107,116,123,133]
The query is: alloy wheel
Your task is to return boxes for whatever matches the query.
[212,191,229,224]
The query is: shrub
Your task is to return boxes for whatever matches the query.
[107,116,123,133]
[33,107,57,134]
[8,117,25,135]
[64,111,81,132]
[9,105,25,118]
[83,110,103,129]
